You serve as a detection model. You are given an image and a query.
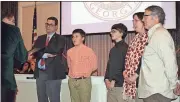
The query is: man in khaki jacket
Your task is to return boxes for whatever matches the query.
[138,5,180,102]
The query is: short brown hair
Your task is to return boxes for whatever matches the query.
[72,29,86,43]
[133,12,144,21]
[1,10,14,19]
[111,23,128,39]
[47,17,58,25]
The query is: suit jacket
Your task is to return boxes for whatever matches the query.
[33,33,66,80]
[1,22,28,90]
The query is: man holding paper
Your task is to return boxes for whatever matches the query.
[31,17,66,102]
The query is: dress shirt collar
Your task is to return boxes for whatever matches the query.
[47,32,55,40]
[147,23,162,38]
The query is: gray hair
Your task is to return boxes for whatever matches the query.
[145,5,165,25]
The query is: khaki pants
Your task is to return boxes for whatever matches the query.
[143,93,171,102]
[107,87,124,102]
[68,77,92,102]
[107,87,143,102]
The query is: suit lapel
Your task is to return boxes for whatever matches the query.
[47,33,57,47]
[36,34,46,48]
[42,34,47,47]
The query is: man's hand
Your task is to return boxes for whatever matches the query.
[28,52,34,60]
[105,79,116,90]
[110,80,115,88]
[173,82,180,96]
[105,79,111,89]
[46,53,56,58]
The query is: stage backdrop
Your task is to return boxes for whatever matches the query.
[61,2,176,35]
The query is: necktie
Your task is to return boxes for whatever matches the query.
[40,36,50,67]
[45,36,50,46]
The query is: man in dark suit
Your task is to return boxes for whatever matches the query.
[1,12,28,102]
[31,17,66,102]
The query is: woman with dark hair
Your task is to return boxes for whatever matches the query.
[14,61,34,74]
[19,62,30,74]
[123,12,148,102]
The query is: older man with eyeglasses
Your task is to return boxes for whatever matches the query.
[138,5,180,102]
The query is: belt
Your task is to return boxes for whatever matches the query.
[73,76,88,80]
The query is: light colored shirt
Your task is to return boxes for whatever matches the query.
[138,23,179,99]
[67,44,97,78]
[38,33,55,69]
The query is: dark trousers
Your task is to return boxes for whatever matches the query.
[143,93,171,102]
[1,86,16,102]
[36,70,62,102]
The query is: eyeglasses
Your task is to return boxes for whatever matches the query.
[132,19,140,22]
[110,29,117,33]
[110,29,121,34]
[144,14,153,17]
[45,23,56,27]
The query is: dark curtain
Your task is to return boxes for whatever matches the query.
[1,1,18,26]
[174,2,180,74]
[168,2,180,71]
